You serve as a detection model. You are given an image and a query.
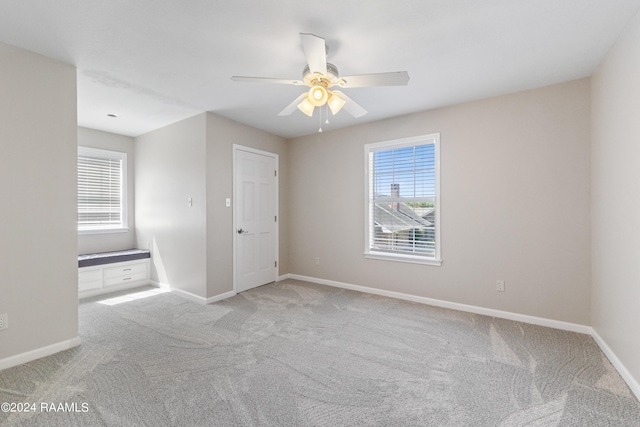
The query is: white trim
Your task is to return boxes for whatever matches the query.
[591,328,640,401]
[151,281,236,305]
[0,337,81,372]
[205,291,237,304]
[151,280,169,290]
[79,280,151,299]
[4,278,637,403]
[280,273,640,400]
[232,144,279,294]
[365,134,439,151]
[284,274,591,334]
[78,227,129,236]
[233,146,237,294]
[77,146,128,234]
[364,133,441,264]
[365,252,442,266]
[152,281,204,304]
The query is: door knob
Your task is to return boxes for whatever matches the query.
[237,228,248,234]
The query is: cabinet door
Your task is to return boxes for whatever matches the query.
[79,269,102,292]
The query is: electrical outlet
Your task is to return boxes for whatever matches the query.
[315,257,320,266]
[496,280,505,292]
[0,313,8,330]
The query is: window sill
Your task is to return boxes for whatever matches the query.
[364,251,442,266]
[78,227,129,236]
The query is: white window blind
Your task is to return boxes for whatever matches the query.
[78,147,127,233]
[365,134,440,265]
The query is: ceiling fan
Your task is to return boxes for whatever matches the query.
[231,33,410,119]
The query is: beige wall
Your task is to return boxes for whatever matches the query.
[288,79,591,325]
[205,113,288,298]
[78,127,136,255]
[591,10,640,386]
[0,17,635,386]
[0,44,78,360]
[135,114,208,298]
[134,112,287,300]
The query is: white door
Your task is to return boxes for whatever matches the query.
[234,147,277,293]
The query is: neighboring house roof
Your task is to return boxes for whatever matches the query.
[374,202,432,233]
[414,207,435,219]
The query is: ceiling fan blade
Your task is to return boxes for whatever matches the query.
[338,71,410,88]
[278,93,308,116]
[331,91,367,118]
[300,33,327,75]
[231,76,303,85]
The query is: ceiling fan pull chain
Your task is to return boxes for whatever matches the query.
[233,33,407,120]
[318,107,323,133]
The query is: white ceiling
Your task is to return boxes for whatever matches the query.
[1,1,639,139]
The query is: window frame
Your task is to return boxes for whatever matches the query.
[363,134,441,266]
[77,146,128,235]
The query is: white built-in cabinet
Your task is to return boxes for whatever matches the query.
[79,259,150,299]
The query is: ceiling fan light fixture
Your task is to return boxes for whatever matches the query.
[233,34,409,120]
[297,97,315,116]
[327,92,346,115]
[308,85,328,107]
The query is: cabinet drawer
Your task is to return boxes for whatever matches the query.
[104,262,148,279]
[79,269,102,292]
[104,271,148,287]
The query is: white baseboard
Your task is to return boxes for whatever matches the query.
[285,274,591,334]
[79,280,153,300]
[0,337,81,372]
[282,273,640,402]
[205,291,236,304]
[151,281,236,305]
[591,329,640,401]
[3,276,638,403]
[2,283,236,371]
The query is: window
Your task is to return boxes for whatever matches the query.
[364,134,441,265]
[77,147,128,234]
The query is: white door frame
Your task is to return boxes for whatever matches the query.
[232,144,279,293]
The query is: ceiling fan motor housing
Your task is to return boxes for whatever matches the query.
[233,32,409,119]
[303,63,340,87]
[303,63,342,107]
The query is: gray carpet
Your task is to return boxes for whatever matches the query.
[1,279,639,426]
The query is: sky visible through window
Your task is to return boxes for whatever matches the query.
[373,144,436,199]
